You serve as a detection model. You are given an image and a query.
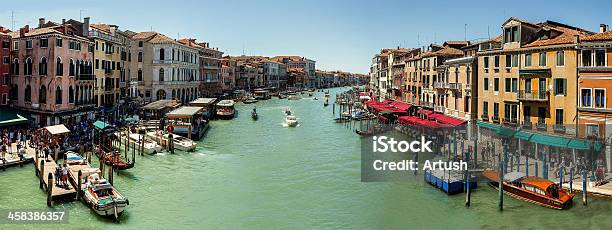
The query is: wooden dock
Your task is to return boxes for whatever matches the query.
[0,143,34,170]
[32,146,77,206]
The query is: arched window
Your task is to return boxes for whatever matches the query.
[24,57,32,75]
[69,59,75,76]
[11,84,18,100]
[159,68,164,81]
[172,89,176,99]
[24,85,31,102]
[138,69,143,81]
[39,57,47,75]
[39,85,46,104]
[138,52,143,62]
[55,86,62,104]
[56,57,63,76]
[75,86,80,105]
[12,59,19,75]
[156,89,166,100]
[159,48,165,60]
[68,86,74,103]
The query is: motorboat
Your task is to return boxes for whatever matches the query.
[115,132,162,154]
[284,107,292,116]
[82,173,129,219]
[243,98,258,104]
[285,115,299,127]
[288,95,301,100]
[483,170,574,210]
[145,131,197,152]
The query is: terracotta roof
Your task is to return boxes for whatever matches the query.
[90,23,112,33]
[8,27,61,38]
[132,31,182,45]
[582,30,612,41]
[421,47,463,58]
[523,25,588,48]
[177,38,205,49]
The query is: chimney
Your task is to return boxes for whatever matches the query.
[83,17,90,36]
[62,19,66,24]
[38,18,45,28]
[600,24,608,33]
[20,25,29,36]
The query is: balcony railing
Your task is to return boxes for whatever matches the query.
[522,120,532,130]
[536,120,547,131]
[553,124,566,133]
[481,114,489,121]
[518,90,548,101]
[434,105,445,113]
[433,82,446,89]
[492,115,500,124]
[449,83,462,91]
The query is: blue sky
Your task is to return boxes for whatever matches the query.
[0,0,610,73]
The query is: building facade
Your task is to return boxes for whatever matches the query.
[129,32,199,103]
[10,21,95,126]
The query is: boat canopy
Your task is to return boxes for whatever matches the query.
[503,171,526,182]
[216,100,235,107]
[142,100,181,111]
[190,98,217,106]
[167,106,204,118]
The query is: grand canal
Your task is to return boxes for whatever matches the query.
[1,87,612,229]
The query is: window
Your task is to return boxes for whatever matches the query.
[39,85,46,104]
[2,41,9,49]
[138,41,143,47]
[539,52,546,66]
[159,68,164,81]
[138,69,143,81]
[582,50,592,66]
[524,106,531,118]
[581,88,592,107]
[55,86,62,104]
[138,52,143,62]
[525,53,532,66]
[24,58,32,75]
[504,104,518,122]
[69,86,74,103]
[24,85,31,102]
[538,107,546,124]
[69,59,75,76]
[160,48,165,60]
[483,101,489,115]
[595,50,606,66]
[3,57,9,64]
[56,57,63,76]
[56,38,62,47]
[40,38,48,48]
[555,109,564,125]
[494,78,499,92]
[504,27,511,43]
[493,102,499,116]
[556,51,564,66]
[494,56,500,68]
[95,59,99,69]
[13,41,18,50]
[554,79,566,96]
[594,89,606,108]
[505,78,511,92]
[511,26,518,42]
[26,40,32,49]
[511,78,518,92]
[11,59,19,75]
[505,55,512,68]
[39,57,47,75]
[512,55,518,67]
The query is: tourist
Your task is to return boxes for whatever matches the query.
[61,163,68,187]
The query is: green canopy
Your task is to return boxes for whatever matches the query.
[0,109,29,127]
[530,133,570,148]
[567,139,603,151]
[514,131,533,141]
[93,120,112,130]
[477,121,500,131]
[379,110,393,115]
[496,127,516,137]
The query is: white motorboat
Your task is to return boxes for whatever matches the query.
[146,131,197,152]
[82,173,129,219]
[285,115,299,127]
[115,132,162,154]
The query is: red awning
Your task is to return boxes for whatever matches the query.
[397,116,421,125]
[377,115,388,122]
[390,101,412,111]
[429,114,466,126]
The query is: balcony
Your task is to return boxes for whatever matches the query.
[433,82,447,89]
[491,115,500,124]
[518,90,548,102]
[553,124,566,133]
[502,118,518,127]
[449,83,462,91]
[536,120,547,131]
[434,105,445,113]
[522,120,532,130]
[481,114,489,122]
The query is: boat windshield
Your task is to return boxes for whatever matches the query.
[547,185,560,198]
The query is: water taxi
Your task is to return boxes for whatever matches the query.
[82,173,129,219]
[216,100,236,119]
[115,132,162,154]
[146,131,197,152]
[285,115,299,127]
[483,170,574,210]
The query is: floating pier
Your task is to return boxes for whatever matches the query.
[424,169,477,195]
[1,143,34,170]
[33,149,77,206]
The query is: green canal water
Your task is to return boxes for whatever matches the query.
[1,87,612,229]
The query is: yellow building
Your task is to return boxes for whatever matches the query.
[477,18,592,136]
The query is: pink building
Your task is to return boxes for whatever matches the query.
[10,19,95,127]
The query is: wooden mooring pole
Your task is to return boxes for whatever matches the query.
[47,173,53,207]
[498,161,503,211]
[582,169,588,206]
